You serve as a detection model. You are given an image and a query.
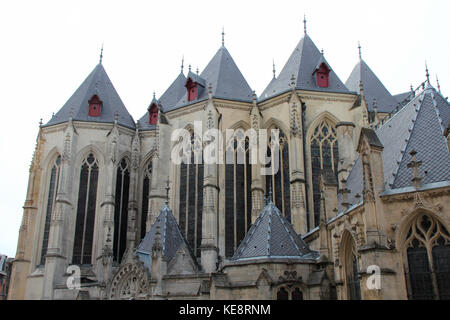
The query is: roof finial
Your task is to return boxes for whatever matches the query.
[39,118,43,127]
[425,61,430,84]
[222,27,225,47]
[321,48,324,55]
[188,64,191,72]
[358,41,362,60]
[436,75,441,93]
[268,184,273,203]
[303,14,307,35]
[181,55,184,73]
[272,59,276,79]
[153,91,156,99]
[165,177,170,205]
[99,43,104,64]
[196,67,199,75]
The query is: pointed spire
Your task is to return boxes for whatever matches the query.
[272,59,276,79]
[181,55,184,73]
[425,61,430,84]
[165,177,170,206]
[358,41,362,60]
[436,75,441,93]
[99,43,104,64]
[303,14,307,35]
[222,27,225,47]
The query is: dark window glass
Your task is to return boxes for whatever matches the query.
[348,254,361,300]
[40,156,61,266]
[72,154,99,265]
[407,246,435,300]
[277,287,289,300]
[432,240,450,300]
[292,288,303,300]
[141,162,152,240]
[113,159,130,263]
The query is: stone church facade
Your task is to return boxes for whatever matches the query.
[7,28,450,300]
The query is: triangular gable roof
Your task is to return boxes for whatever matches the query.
[44,64,135,129]
[260,34,349,100]
[138,72,186,131]
[345,59,398,113]
[135,205,195,270]
[342,86,450,209]
[170,46,253,111]
[232,201,318,261]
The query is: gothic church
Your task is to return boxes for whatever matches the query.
[8,25,450,300]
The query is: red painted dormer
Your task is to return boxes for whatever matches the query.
[316,63,330,88]
[149,103,158,125]
[185,78,198,102]
[88,95,102,117]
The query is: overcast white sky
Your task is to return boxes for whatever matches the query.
[0,0,448,257]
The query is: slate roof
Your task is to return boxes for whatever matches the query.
[345,59,398,113]
[342,85,450,209]
[231,200,319,261]
[135,205,193,270]
[44,63,136,130]
[138,72,187,131]
[260,34,349,101]
[169,46,253,111]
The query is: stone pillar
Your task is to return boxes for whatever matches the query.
[336,122,356,185]
[250,94,265,223]
[201,88,219,273]
[288,92,308,235]
[43,119,77,299]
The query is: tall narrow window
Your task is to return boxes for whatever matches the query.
[310,120,339,227]
[265,128,290,221]
[113,159,130,263]
[405,214,450,300]
[40,155,61,266]
[343,232,361,300]
[225,130,252,258]
[178,132,204,257]
[73,154,99,265]
[141,161,152,240]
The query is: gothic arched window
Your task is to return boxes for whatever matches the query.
[343,233,361,300]
[404,214,450,300]
[113,158,130,263]
[40,155,61,266]
[73,153,99,265]
[140,161,152,240]
[178,131,204,257]
[276,287,303,300]
[265,128,290,221]
[310,119,339,227]
[225,130,252,258]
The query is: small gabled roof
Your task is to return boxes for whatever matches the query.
[44,63,135,129]
[170,46,253,111]
[342,85,450,209]
[232,201,318,261]
[135,205,195,270]
[138,72,187,131]
[260,34,349,101]
[345,59,398,113]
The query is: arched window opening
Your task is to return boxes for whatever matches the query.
[277,287,289,300]
[225,130,252,258]
[140,161,152,240]
[113,158,130,263]
[73,153,99,265]
[178,131,204,257]
[343,233,361,300]
[405,213,450,300]
[292,287,304,300]
[40,155,62,266]
[310,119,339,227]
[265,128,290,221]
[148,103,158,125]
[88,95,102,117]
